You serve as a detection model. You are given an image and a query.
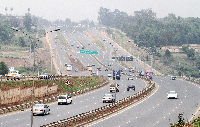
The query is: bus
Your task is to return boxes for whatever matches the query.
[145,70,153,79]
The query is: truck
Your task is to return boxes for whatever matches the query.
[145,70,153,79]
[113,71,121,80]
[110,84,119,92]
[88,66,92,72]
[5,70,21,80]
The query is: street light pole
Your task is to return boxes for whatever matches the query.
[31,41,35,127]
[114,49,116,103]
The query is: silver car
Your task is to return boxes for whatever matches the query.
[39,73,49,79]
[32,104,50,116]
[102,94,115,103]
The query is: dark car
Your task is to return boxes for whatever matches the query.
[119,68,123,72]
[171,76,176,80]
[127,85,135,91]
[82,47,84,49]
[105,68,108,71]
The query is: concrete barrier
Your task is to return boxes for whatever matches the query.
[40,80,156,127]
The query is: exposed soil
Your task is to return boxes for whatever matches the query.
[0,85,65,109]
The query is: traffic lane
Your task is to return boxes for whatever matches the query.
[32,76,145,126]
[92,76,200,127]
[0,75,145,127]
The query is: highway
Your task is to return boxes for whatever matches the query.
[0,76,145,127]
[0,28,199,127]
[91,77,200,127]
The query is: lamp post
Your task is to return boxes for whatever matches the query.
[31,39,36,127]
[114,49,117,103]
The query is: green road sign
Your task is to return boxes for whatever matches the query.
[80,50,85,53]
[92,51,98,54]
[86,50,91,54]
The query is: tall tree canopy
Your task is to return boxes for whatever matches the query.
[0,61,8,75]
[98,8,200,48]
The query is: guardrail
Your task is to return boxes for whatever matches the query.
[0,75,75,81]
[0,76,110,115]
[40,78,156,127]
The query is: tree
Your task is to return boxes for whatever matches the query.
[23,15,32,31]
[65,18,71,26]
[10,7,13,12]
[0,19,14,45]
[5,7,8,15]
[0,61,9,75]
[165,49,171,58]
[28,8,30,13]
[19,37,26,47]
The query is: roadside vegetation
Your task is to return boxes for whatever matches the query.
[170,113,200,127]
[99,7,200,78]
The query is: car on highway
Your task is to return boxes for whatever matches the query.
[107,73,112,77]
[58,95,72,105]
[102,94,115,103]
[97,67,101,71]
[171,76,176,80]
[128,76,134,80]
[39,73,49,79]
[67,74,72,77]
[75,68,78,72]
[91,72,96,75]
[127,85,135,91]
[32,104,50,116]
[167,91,178,99]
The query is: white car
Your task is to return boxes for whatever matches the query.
[58,95,72,105]
[167,91,178,99]
[107,73,112,77]
[102,94,115,103]
[128,76,134,80]
[32,104,50,116]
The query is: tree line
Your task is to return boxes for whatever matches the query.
[98,7,200,48]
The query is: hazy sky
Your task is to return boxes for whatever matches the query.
[1,0,200,22]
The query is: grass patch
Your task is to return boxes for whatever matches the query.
[56,31,69,48]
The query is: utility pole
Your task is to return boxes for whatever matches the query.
[115,49,117,103]
[31,41,35,127]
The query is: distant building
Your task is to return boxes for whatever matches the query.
[182,44,200,52]
[162,44,200,53]
[161,46,183,53]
